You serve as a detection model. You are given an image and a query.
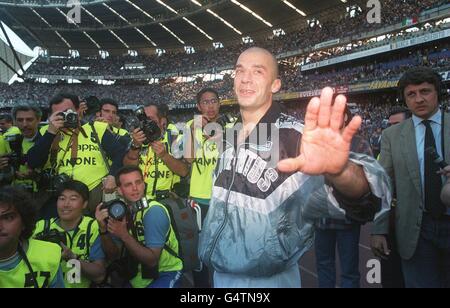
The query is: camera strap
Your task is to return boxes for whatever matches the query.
[18,242,39,288]
[90,122,111,173]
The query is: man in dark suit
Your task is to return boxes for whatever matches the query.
[371,67,450,288]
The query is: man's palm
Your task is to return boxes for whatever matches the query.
[278,87,361,175]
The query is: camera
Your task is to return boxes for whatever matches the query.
[207,113,235,137]
[57,109,78,129]
[101,199,128,220]
[39,171,71,193]
[134,107,161,145]
[216,113,235,128]
[0,134,23,184]
[35,229,67,246]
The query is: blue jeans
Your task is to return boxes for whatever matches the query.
[314,225,361,288]
[401,213,450,288]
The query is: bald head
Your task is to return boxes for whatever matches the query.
[237,47,279,81]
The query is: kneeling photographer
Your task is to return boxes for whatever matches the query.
[123,103,188,201]
[33,180,106,288]
[95,166,183,288]
[27,93,128,214]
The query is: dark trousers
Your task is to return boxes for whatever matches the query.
[380,231,405,288]
[401,213,450,288]
[192,201,211,288]
[314,225,361,288]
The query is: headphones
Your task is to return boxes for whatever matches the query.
[398,69,448,104]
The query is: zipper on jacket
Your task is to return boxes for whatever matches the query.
[206,145,239,265]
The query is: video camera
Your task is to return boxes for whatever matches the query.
[57,109,78,129]
[134,107,161,145]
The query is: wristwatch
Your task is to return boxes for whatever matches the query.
[129,141,141,151]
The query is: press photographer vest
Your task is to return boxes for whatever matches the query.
[129,201,182,288]
[0,135,8,155]
[53,122,109,191]
[12,137,38,192]
[139,132,175,200]
[187,119,220,201]
[33,216,98,288]
[0,239,61,288]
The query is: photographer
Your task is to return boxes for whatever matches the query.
[33,180,106,288]
[0,113,20,136]
[183,88,223,287]
[95,166,182,288]
[0,186,64,288]
[27,93,128,214]
[123,103,188,200]
[7,104,43,193]
[96,98,129,138]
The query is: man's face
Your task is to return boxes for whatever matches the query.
[388,113,406,126]
[56,189,86,223]
[404,82,439,119]
[51,99,77,114]
[98,104,118,125]
[234,49,281,111]
[0,203,22,254]
[0,120,11,132]
[16,110,40,139]
[198,92,220,121]
[144,105,162,130]
[117,171,146,203]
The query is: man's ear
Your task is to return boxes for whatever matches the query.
[271,78,282,94]
[82,201,88,210]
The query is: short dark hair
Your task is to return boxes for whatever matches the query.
[0,186,36,241]
[159,104,169,118]
[196,88,219,105]
[0,114,13,123]
[143,102,162,119]
[99,98,119,111]
[49,93,80,111]
[12,104,42,120]
[56,180,89,202]
[389,106,412,119]
[115,165,144,186]
[398,67,442,101]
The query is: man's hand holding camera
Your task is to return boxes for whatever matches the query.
[0,155,9,169]
[107,217,130,242]
[95,203,109,233]
[131,128,146,149]
[47,112,65,135]
[61,243,78,261]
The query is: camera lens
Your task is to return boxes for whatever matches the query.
[108,200,127,220]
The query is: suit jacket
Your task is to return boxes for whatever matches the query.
[372,112,450,260]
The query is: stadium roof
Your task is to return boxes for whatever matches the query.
[0,0,359,55]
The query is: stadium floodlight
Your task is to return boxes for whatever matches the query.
[213,42,224,49]
[242,36,254,44]
[156,48,166,56]
[128,50,138,57]
[99,50,109,59]
[184,46,195,54]
[273,28,286,37]
[69,49,80,58]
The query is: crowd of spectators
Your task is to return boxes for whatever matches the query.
[3,43,448,108]
[24,0,447,78]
